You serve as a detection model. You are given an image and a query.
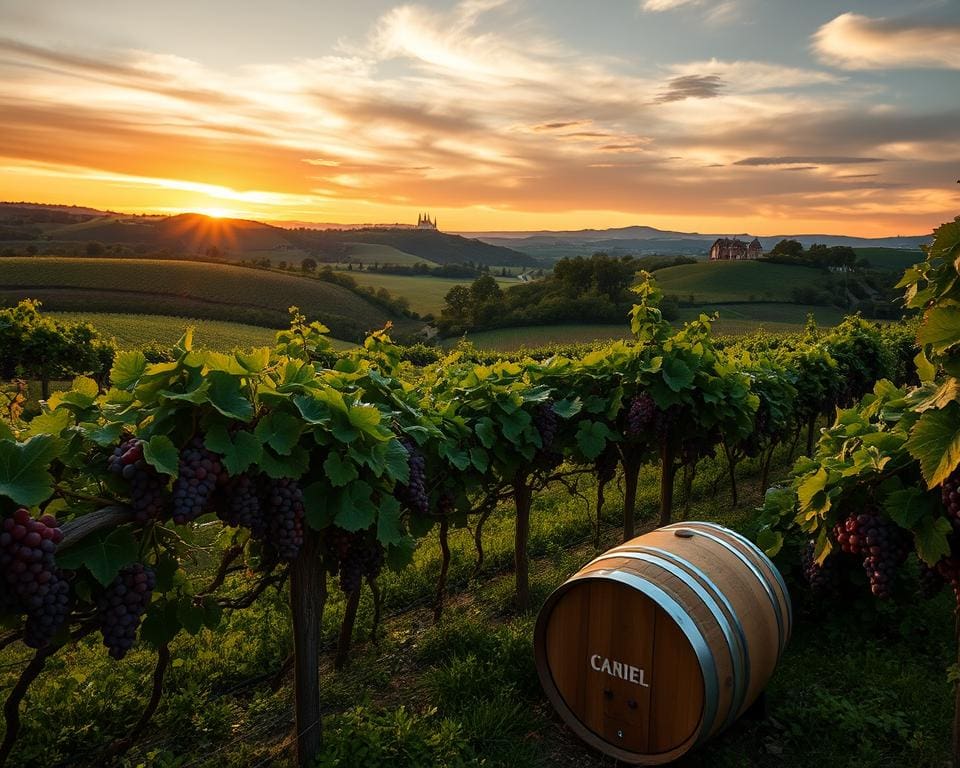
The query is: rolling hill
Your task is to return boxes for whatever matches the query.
[0,257,416,341]
[0,203,534,267]
[653,260,830,304]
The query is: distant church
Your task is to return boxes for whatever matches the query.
[417,213,438,230]
[709,237,762,261]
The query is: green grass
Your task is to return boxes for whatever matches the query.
[0,257,411,339]
[676,303,845,333]
[853,247,924,272]
[333,269,517,315]
[2,441,951,767]
[47,312,356,352]
[447,324,632,350]
[344,242,437,266]
[655,261,828,303]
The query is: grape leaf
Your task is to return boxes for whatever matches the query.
[0,434,60,505]
[324,452,358,487]
[140,600,181,648]
[912,516,952,567]
[475,417,496,449]
[376,497,404,546]
[918,307,960,354]
[235,348,271,373]
[204,426,262,476]
[382,439,411,484]
[143,435,179,478]
[58,527,139,586]
[178,598,205,635]
[334,481,377,531]
[661,357,695,393]
[907,404,960,488]
[552,398,582,419]
[111,350,147,390]
[576,420,614,460]
[206,371,253,421]
[258,445,309,479]
[24,409,71,438]
[255,411,303,456]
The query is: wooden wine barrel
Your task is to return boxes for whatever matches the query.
[534,521,791,765]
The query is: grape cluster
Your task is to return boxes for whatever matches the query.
[596,446,619,487]
[919,561,945,599]
[800,540,840,597]
[96,563,155,660]
[533,400,559,450]
[0,509,71,648]
[218,473,265,536]
[323,527,385,594]
[108,438,169,523]
[394,439,429,517]
[943,468,960,520]
[625,393,656,438]
[436,492,456,518]
[680,430,719,465]
[833,510,910,598]
[262,477,305,561]
[172,437,226,525]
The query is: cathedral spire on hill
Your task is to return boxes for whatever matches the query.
[417,213,437,230]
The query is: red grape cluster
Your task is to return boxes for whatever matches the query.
[0,509,71,648]
[108,438,169,523]
[323,527,385,594]
[533,400,559,450]
[800,540,840,597]
[919,561,945,599]
[218,473,265,536]
[96,563,155,660]
[394,439,429,517]
[262,477,305,562]
[832,510,910,598]
[172,437,226,525]
[596,446,619,487]
[943,469,960,520]
[625,393,656,439]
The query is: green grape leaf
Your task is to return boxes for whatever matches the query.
[661,357,695,393]
[143,435,180,478]
[913,516,952,567]
[206,371,254,421]
[796,466,830,517]
[324,452,358,487]
[347,404,382,433]
[255,411,303,456]
[303,481,333,529]
[258,445,309,479]
[552,398,582,419]
[205,427,262,476]
[884,487,938,528]
[0,434,60,505]
[178,598,205,635]
[576,420,615,460]
[140,600,181,648]
[235,348,271,373]
[439,441,471,470]
[58,527,139,586]
[111,350,147,390]
[202,596,223,630]
[334,481,377,531]
[470,446,489,473]
[24,409,72,438]
[756,527,783,557]
[376,496,404,546]
[383,440,411,484]
[475,417,496,449]
[386,538,416,571]
[918,307,960,354]
[907,404,960,488]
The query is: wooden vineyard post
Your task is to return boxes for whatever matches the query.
[621,448,643,541]
[514,473,532,611]
[954,609,960,768]
[289,526,327,767]
[335,586,361,671]
[659,440,677,527]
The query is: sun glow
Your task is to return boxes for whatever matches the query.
[197,206,236,219]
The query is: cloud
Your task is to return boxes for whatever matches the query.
[666,59,841,91]
[734,156,885,166]
[656,74,724,102]
[640,0,701,11]
[813,12,960,70]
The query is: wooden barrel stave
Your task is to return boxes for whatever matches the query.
[535,521,791,765]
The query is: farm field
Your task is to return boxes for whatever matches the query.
[343,242,436,266]
[654,260,827,303]
[48,312,356,352]
[852,246,924,272]
[333,268,518,315]
[0,257,413,340]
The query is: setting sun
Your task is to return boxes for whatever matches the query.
[197,207,236,219]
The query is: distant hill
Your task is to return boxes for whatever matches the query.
[0,203,534,267]
[464,224,930,260]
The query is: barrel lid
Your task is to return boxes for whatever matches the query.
[536,575,706,760]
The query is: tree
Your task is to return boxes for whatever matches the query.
[769,239,803,258]
[85,241,104,257]
[440,285,472,331]
[301,257,317,273]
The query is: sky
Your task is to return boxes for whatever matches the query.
[0,0,958,236]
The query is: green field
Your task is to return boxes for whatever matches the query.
[334,269,518,315]
[853,247,924,272]
[676,303,845,332]
[655,260,827,303]
[0,257,412,339]
[344,242,437,266]
[48,312,355,352]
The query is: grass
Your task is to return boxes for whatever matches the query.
[1,440,951,767]
[332,269,517,315]
[0,257,409,339]
[47,312,356,352]
[447,324,633,350]
[655,261,828,303]
[676,303,845,333]
[344,242,437,266]
[853,247,924,272]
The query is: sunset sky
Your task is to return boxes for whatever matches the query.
[1,0,958,235]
